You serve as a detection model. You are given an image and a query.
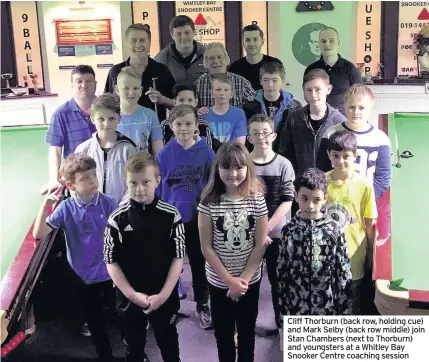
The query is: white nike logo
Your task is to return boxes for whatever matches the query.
[124,225,133,231]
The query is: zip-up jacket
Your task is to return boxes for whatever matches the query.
[104,198,186,311]
[277,104,346,176]
[277,211,352,326]
[154,41,206,84]
[75,132,137,204]
[243,89,302,152]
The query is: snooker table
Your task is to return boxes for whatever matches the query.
[374,113,429,315]
[0,126,61,352]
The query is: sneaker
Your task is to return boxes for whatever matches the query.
[196,304,212,329]
[178,278,187,300]
[80,322,91,337]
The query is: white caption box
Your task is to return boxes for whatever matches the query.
[283,316,429,361]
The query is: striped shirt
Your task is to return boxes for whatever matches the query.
[318,122,392,198]
[254,154,295,238]
[195,71,255,108]
[46,98,96,158]
[104,197,185,294]
[198,194,268,289]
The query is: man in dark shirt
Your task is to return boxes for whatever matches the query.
[228,24,283,90]
[154,15,206,84]
[104,24,175,121]
[304,27,362,116]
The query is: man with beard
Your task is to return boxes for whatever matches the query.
[229,24,283,91]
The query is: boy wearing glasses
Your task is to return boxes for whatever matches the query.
[247,114,295,332]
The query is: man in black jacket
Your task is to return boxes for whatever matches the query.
[243,62,301,152]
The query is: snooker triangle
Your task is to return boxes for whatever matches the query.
[195,13,207,25]
[417,8,429,20]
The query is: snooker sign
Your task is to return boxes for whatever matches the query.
[397,1,429,76]
[175,1,226,46]
[356,2,381,77]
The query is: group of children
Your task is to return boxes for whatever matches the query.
[33,60,391,362]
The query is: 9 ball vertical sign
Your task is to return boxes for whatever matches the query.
[10,1,44,88]
[397,2,429,76]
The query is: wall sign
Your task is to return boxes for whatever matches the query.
[292,22,326,66]
[356,2,381,76]
[97,64,114,69]
[397,2,429,76]
[96,44,113,55]
[55,19,113,45]
[10,1,44,88]
[175,1,225,46]
[59,65,76,70]
[58,46,75,57]
[132,1,160,56]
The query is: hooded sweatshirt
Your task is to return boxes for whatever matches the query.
[154,41,206,84]
[243,89,302,152]
[277,104,346,176]
[277,211,352,326]
[75,131,137,204]
[156,137,215,223]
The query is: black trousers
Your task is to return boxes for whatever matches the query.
[116,291,180,362]
[360,269,379,315]
[184,220,209,309]
[79,279,114,359]
[209,281,260,362]
[264,239,281,328]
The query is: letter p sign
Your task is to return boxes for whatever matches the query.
[142,11,148,21]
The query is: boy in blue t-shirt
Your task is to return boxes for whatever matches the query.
[114,66,164,155]
[202,73,247,147]
[33,153,118,361]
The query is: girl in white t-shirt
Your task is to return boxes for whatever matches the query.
[198,142,268,362]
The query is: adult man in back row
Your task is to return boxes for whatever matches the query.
[104,24,175,121]
[155,15,206,84]
[195,42,255,108]
[304,27,362,116]
[229,24,283,91]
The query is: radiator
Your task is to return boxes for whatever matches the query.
[368,85,429,127]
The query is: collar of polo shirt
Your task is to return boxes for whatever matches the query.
[73,192,100,208]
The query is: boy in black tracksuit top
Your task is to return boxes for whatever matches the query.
[104,152,185,362]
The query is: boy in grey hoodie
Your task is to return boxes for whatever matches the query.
[154,15,206,84]
[278,69,346,177]
[75,94,137,204]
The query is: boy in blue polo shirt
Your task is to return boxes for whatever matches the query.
[33,153,118,361]
[41,65,98,195]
